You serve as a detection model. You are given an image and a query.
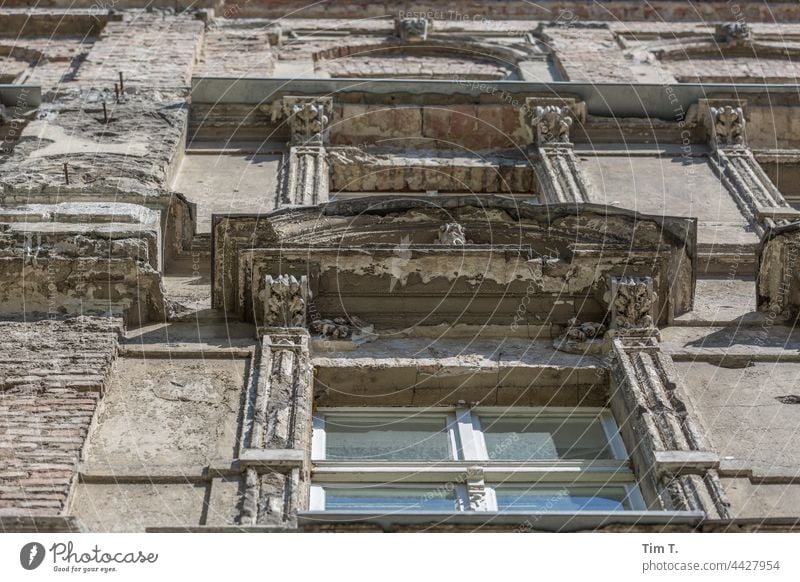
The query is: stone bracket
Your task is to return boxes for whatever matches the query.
[533,147,592,204]
[270,96,332,207]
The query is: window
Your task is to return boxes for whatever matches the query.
[310,407,644,513]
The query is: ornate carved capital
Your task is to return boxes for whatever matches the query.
[610,276,657,330]
[707,104,747,149]
[265,274,308,327]
[435,222,466,245]
[531,105,573,145]
[281,96,333,146]
[716,22,752,46]
[395,17,430,41]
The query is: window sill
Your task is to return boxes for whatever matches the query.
[297,510,705,532]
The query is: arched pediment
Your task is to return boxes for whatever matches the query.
[263,196,696,253]
[313,39,526,79]
[212,196,697,329]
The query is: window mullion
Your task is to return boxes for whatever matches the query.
[455,406,482,461]
[311,414,326,461]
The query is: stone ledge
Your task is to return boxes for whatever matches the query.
[239,449,305,469]
[653,450,720,474]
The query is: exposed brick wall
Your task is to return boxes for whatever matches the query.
[76,12,204,89]
[195,27,275,77]
[540,26,636,82]
[664,57,800,83]
[220,1,800,22]
[0,317,121,518]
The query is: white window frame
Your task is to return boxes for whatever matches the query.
[310,406,645,513]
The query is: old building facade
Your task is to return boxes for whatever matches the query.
[1,1,799,532]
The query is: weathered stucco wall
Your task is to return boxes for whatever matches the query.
[2,4,800,532]
[85,357,248,470]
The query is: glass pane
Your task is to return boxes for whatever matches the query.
[324,486,459,512]
[324,415,452,461]
[494,486,631,512]
[481,414,614,460]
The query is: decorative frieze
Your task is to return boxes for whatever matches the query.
[610,276,656,330]
[395,17,430,41]
[264,274,308,328]
[435,222,467,245]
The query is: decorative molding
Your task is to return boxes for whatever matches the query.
[395,17,430,41]
[269,96,332,206]
[435,222,466,245]
[610,276,656,330]
[281,146,329,206]
[239,330,313,527]
[700,99,792,237]
[265,274,308,328]
[609,336,731,519]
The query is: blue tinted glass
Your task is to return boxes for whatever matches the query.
[324,486,459,512]
[324,415,451,461]
[482,415,613,460]
[494,486,629,511]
